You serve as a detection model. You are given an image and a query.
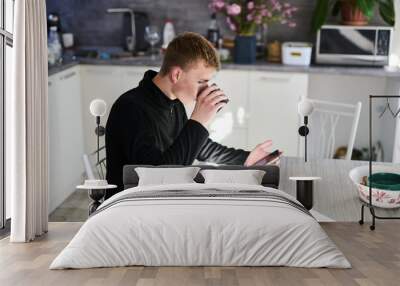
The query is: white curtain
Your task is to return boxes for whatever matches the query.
[7,0,49,242]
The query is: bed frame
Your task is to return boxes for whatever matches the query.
[123,165,280,189]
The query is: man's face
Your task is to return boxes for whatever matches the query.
[172,60,217,105]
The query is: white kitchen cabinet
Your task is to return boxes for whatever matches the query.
[80,65,127,154]
[80,65,159,154]
[212,69,249,128]
[120,66,159,92]
[248,71,309,156]
[207,69,250,151]
[48,66,85,213]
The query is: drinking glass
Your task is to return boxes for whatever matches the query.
[144,25,160,60]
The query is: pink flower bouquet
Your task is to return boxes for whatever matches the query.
[209,0,298,35]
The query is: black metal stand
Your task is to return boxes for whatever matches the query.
[88,189,106,215]
[96,116,100,166]
[359,95,400,231]
[296,180,313,210]
[298,116,310,163]
[290,177,320,210]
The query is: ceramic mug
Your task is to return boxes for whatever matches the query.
[62,33,74,48]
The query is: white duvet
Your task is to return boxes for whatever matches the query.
[50,183,351,269]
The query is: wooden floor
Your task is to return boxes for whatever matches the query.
[1,222,400,286]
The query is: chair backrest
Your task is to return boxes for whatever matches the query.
[82,154,96,180]
[90,145,107,179]
[297,99,362,160]
[82,148,107,180]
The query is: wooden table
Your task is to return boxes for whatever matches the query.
[76,184,117,215]
[289,176,321,210]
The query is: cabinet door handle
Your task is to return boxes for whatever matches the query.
[257,75,291,82]
[85,68,115,75]
[60,71,76,80]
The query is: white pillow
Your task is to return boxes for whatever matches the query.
[135,167,201,186]
[200,169,266,185]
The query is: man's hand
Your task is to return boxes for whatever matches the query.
[190,84,228,128]
[244,140,281,166]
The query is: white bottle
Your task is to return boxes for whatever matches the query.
[48,26,62,65]
[162,20,175,50]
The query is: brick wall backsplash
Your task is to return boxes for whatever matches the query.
[46,0,386,48]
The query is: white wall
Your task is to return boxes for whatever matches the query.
[389,1,400,162]
[389,1,400,67]
[382,78,400,162]
[308,74,388,159]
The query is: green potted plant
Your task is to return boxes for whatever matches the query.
[311,0,395,32]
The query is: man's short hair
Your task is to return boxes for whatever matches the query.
[159,32,221,76]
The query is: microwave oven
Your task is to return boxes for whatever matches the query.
[316,25,393,66]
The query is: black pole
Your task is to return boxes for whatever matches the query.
[369,96,372,207]
[359,95,400,230]
[304,116,308,162]
[96,116,100,166]
[296,180,313,210]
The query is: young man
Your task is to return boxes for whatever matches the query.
[105,32,275,198]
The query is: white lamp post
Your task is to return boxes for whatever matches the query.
[298,96,314,162]
[89,99,107,165]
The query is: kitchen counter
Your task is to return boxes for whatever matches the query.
[49,56,400,78]
[48,60,80,76]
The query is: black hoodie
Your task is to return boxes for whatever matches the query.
[105,70,249,198]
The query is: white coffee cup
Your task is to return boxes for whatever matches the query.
[62,33,74,48]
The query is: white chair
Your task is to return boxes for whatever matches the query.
[82,154,96,180]
[82,148,106,180]
[297,99,362,160]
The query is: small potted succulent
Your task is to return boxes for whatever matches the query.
[209,0,298,64]
[311,0,395,32]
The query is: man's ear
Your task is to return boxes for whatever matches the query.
[169,67,182,84]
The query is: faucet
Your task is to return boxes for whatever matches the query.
[107,8,136,52]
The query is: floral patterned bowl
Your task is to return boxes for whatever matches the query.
[349,165,400,209]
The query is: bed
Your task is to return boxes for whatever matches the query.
[50,165,350,269]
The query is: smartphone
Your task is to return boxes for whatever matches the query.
[254,149,281,166]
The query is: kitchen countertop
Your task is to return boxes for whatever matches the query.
[49,60,81,75]
[48,56,400,78]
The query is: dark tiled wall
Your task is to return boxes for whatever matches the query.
[46,0,385,48]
